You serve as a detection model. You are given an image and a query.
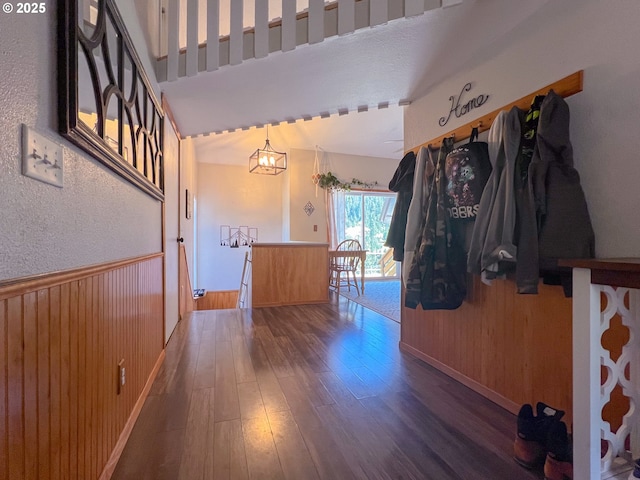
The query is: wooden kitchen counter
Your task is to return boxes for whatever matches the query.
[251,242,329,307]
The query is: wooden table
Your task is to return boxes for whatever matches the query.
[328,250,367,293]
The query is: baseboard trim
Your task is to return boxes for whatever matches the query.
[99,349,166,480]
[399,341,520,416]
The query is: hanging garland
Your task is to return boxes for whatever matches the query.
[317,171,378,191]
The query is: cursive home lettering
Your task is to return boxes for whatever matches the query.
[439,83,490,127]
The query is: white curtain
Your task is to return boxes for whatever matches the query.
[325,189,345,249]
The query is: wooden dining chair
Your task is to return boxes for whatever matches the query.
[330,239,362,295]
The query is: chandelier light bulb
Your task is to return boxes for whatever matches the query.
[248,125,287,175]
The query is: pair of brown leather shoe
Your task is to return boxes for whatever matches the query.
[514,402,573,480]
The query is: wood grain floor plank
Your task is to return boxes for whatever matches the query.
[111,394,185,480]
[231,329,257,384]
[246,340,290,414]
[316,371,367,416]
[237,381,267,420]
[114,305,544,480]
[359,394,467,480]
[207,419,249,480]
[275,334,330,377]
[289,406,361,480]
[215,311,232,343]
[178,388,211,480]
[304,332,363,372]
[255,325,295,378]
[277,375,320,414]
[214,340,241,422]
[194,329,217,389]
[242,413,285,480]
[314,403,388,480]
[377,388,539,479]
[267,409,320,480]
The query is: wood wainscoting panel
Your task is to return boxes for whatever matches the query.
[0,254,164,480]
[401,275,574,425]
[195,290,239,310]
[179,245,195,318]
[251,243,329,308]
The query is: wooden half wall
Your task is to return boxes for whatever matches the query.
[0,254,165,480]
[401,72,586,425]
[401,276,574,424]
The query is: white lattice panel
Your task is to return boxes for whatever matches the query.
[597,285,640,473]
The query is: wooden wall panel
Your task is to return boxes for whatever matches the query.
[178,245,195,319]
[0,254,164,480]
[195,290,239,310]
[401,275,574,425]
[251,243,329,307]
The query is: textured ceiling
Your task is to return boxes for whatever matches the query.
[192,105,405,164]
[160,0,552,163]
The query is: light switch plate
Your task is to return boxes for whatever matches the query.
[22,124,64,188]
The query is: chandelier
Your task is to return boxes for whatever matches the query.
[248,126,287,175]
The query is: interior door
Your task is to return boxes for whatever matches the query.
[164,114,180,344]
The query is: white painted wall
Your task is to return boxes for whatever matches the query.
[180,137,198,285]
[404,0,640,258]
[289,148,398,242]
[0,1,162,282]
[196,163,284,290]
[289,148,329,243]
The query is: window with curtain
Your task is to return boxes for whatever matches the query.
[328,190,398,278]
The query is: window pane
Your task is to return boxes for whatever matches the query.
[344,193,363,244]
[339,192,398,279]
[364,195,392,277]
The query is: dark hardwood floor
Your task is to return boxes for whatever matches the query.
[112,295,542,480]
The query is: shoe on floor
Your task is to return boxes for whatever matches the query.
[543,421,573,480]
[629,458,640,479]
[514,402,565,469]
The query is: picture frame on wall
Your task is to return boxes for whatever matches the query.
[186,189,192,219]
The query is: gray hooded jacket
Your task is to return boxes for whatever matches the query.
[516,90,595,293]
[467,109,519,280]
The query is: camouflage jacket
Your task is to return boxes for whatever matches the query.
[405,137,467,310]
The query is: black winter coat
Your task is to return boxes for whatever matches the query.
[385,151,416,261]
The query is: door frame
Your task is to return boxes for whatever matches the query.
[162,95,183,344]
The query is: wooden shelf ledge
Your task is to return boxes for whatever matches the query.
[560,258,640,289]
[407,70,584,153]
